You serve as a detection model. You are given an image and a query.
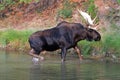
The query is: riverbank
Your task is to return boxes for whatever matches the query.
[0,24,120,59]
[0,0,119,59]
[0,29,34,51]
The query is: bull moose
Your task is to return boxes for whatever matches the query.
[28,21,101,62]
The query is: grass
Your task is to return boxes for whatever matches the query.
[78,40,102,57]
[0,29,35,51]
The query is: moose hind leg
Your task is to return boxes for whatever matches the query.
[29,49,44,61]
[61,48,67,62]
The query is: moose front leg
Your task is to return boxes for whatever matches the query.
[74,46,83,60]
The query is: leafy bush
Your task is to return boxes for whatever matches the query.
[102,24,120,54]
[58,8,72,18]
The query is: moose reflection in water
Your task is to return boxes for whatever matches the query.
[30,62,79,80]
[29,60,120,80]
[28,21,101,62]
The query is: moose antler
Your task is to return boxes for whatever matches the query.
[77,9,98,29]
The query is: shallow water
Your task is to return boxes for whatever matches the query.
[0,51,120,80]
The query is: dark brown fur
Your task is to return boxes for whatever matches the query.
[28,21,101,61]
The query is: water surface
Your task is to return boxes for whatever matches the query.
[0,50,120,80]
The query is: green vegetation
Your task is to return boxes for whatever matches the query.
[78,40,102,56]
[103,33,120,54]
[87,0,97,18]
[0,0,38,11]
[117,0,120,4]
[19,0,39,3]
[102,24,120,55]
[83,0,99,23]
[58,8,72,18]
[78,24,120,57]
[0,29,34,51]
[0,0,15,10]
[58,0,77,18]
[19,0,32,3]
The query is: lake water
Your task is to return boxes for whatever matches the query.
[0,50,120,80]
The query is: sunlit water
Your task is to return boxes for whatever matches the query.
[0,50,120,80]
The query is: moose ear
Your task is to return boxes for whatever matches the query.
[87,28,94,32]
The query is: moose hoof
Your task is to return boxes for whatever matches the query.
[40,56,44,61]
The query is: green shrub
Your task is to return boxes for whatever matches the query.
[58,8,72,18]
[78,41,92,55]
[87,0,97,18]
[102,24,120,54]
[78,40,102,56]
